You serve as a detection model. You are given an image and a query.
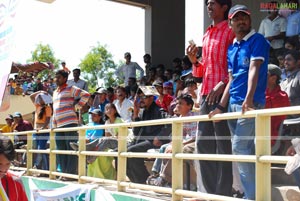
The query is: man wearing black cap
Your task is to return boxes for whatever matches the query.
[209,4,270,199]
[115,52,144,86]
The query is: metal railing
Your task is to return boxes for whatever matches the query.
[5,105,300,201]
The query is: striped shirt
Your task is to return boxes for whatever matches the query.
[52,84,90,128]
[200,20,234,96]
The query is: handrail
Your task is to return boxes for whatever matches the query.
[5,105,300,201]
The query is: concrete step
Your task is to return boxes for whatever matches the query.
[272,166,298,186]
[272,185,300,201]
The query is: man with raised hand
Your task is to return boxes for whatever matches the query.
[186,0,234,196]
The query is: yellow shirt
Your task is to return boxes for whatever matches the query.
[1,125,12,133]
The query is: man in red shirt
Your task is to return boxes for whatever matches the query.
[186,0,234,196]
[265,64,290,148]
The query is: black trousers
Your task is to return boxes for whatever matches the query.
[126,140,153,184]
[196,98,233,196]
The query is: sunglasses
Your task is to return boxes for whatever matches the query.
[139,95,151,99]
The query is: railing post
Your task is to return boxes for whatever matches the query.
[256,114,271,201]
[26,132,33,176]
[117,126,128,192]
[78,128,86,184]
[49,130,56,180]
[172,122,183,201]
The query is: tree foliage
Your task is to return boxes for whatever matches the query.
[28,43,60,79]
[79,43,121,91]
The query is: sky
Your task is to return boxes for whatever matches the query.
[12,0,145,70]
[12,0,203,71]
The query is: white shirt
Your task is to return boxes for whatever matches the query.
[258,15,286,49]
[113,98,133,122]
[67,79,88,91]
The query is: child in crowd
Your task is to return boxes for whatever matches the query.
[147,94,197,187]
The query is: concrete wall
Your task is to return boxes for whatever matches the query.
[109,0,185,69]
[150,0,185,68]
[0,95,34,125]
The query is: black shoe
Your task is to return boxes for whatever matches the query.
[232,189,244,198]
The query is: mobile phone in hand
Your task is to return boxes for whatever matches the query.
[189,40,195,46]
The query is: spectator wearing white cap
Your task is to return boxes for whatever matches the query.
[94,88,109,112]
[1,114,13,133]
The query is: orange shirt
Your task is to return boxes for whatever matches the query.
[0,125,12,133]
[34,105,52,129]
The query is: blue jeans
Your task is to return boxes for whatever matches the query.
[293,168,300,187]
[34,133,49,170]
[152,143,169,173]
[227,103,264,200]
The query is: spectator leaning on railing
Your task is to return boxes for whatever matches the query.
[209,5,270,200]
[186,0,234,197]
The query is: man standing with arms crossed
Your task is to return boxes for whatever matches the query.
[186,0,234,197]
[209,5,270,199]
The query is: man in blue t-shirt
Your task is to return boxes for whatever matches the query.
[209,5,270,200]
